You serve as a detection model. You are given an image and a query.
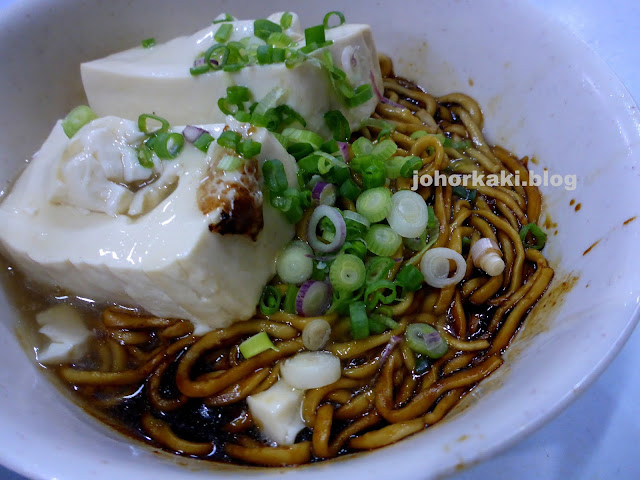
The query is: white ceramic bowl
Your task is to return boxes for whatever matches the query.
[1,1,639,479]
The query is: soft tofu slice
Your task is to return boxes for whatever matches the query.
[35,304,91,364]
[246,380,305,445]
[0,117,297,333]
[81,13,383,137]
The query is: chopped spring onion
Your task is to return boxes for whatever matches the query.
[227,85,251,105]
[308,205,347,253]
[284,284,299,314]
[282,127,324,150]
[420,247,467,288]
[138,113,169,134]
[302,318,332,350]
[217,130,242,150]
[329,254,366,292]
[280,11,293,30]
[324,110,351,142]
[193,132,215,153]
[205,44,229,71]
[259,286,282,315]
[339,179,361,201]
[304,24,326,46]
[340,240,367,260]
[252,87,285,116]
[370,139,398,162]
[385,156,406,179]
[266,32,294,48]
[343,210,371,230]
[263,159,289,195]
[361,163,387,190]
[368,313,400,334]
[311,181,337,206]
[349,301,369,339]
[364,225,402,257]
[519,222,547,250]
[452,185,477,202]
[214,23,233,43]
[213,13,234,24]
[236,138,262,158]
[151,132,184,160]
[405,323,448,359]
[137,145,154,169]
[141,37,156,48]
[404,230,427,252]
[400,156,423,178]
[410,130,428,139]
[364,118,394,140]
[276,241,314,285]
[352,137,374,157]
[395,264,425,293]
[61,105,97,138]
[271,188,305,223]
[356,187,392,223]
[254,19,282,41]
[387,190,430,238]
[414,354,431,375]
[323,11,346,29]
[365,256,395,284]
[217,154,243,171]
[364,280,397,308]
[296,280,332,317]
[239,331,278,359]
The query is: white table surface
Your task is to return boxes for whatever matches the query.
[0,1,638,479]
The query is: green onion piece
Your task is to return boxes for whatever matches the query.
[263,159,289,194]
[151,132,184,160]
[384,156,405,179]
[362,163,387,190]
[137,113,169,135]
[259,285,282,315]
[217,154,243,171]
[289,143,316,161]
[451,140,472,150]
[364,118,394,140]
[410,130,428,139]
[226,85,251,105]
[400,155,423,178]
[519,223,547,250]
[462,236,472,248]
[254,19,282,41]
[305,24,326,46]
[266,32,294,48]
[365,256,395,284]
[193,132,214,153]
[404,230,427,252]
[213,13,234,24]
[256,44,273,65]
[280,11,293,29]
[323,11,346,29]
[339,179,361,201]
[205,44,229,71]
[321,139,339,154]
[141,37,156,48]
[345,84,373,107]
[364,279,397,309]
[252,87,284,117]
[282,127,324,150]
[395,264,425,293]
[365,225,402,257]
[324,110,350,142]
[340,240,367,259]
[61,105,97,138]
[137,145,154,169]
[452,185,477,202]
[235,111,251,122]
[273,104,307,129]
[370,139,398,162]
[239,331,278,359]
[217,130,242,150]
[405,323,448,359]
[352,137,374,157]
[217,97,238,116]
[368,313,400,334]
[349,301,369,339]
[190,63,211,76]
[329,254,366,292]
[356,187,392,223]
[236,138,262,158]
[324,163,350,185]
[271,189,304,223]
[414,354,431,375]
[214,23,233,43]
[284,284,299,313]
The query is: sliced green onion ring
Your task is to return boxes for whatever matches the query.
[365,256,395,284]
[152,132,184,159]
[62,105,97,138]
[259,286,282,315]
[138,113,169,134]
[276,241,314,284]
[323,11,346,29]
[519,222,547,250]
[387,190,430,238]
[239,331,278,359]
[405,323,448,358]
[329,254,366,292]
[307,205,347,253]
[349,301,369,339]
[356,187,392,223]
[364,225,402,257]
[420,247,466,288]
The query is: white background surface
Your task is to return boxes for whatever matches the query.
[0,0,638,479]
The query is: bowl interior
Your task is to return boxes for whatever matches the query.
[0,1,639,479]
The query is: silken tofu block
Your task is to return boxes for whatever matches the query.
[0,116,298,333]
[81,13,383,137]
